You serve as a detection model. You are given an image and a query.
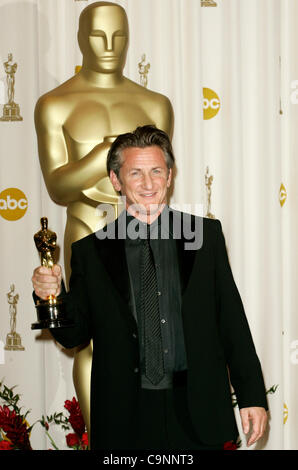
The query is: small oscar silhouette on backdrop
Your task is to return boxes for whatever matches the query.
[201,0,217,6]
[205,166,215,219]
[5,284,25,351]
[31,217,73,330]
[0,53,23,122]
[138,54,150,88]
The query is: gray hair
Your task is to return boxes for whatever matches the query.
[106,125,175,178]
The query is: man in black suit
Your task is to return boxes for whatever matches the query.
[32,125,268,450]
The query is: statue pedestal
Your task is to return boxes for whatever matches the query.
[0,102,23,121]
[4,332,25,351]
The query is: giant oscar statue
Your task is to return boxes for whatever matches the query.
[34,1,174,441]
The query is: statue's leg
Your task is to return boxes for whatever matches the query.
[73,341,93,444]
[64,215,94,446]
[64,205,118,448]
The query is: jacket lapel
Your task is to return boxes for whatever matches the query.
[175,237,197,295]
[171,209,199,295]
[94,218,131,304]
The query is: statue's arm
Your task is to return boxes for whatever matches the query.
[34,96,111,204]
[150,95,174,140]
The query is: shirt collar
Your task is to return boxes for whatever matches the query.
[120,204,173,240]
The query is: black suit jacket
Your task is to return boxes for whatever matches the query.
[50,209,268,449]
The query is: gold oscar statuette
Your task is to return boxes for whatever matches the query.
[138,54,150,88]
[31,217,73,330]
[5,284,25,351]
[205,166,215,219]
[0,53,23,122]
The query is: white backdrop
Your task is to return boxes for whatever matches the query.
[0,0,297,450]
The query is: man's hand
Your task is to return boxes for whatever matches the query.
[32,264,62,300]
[239,406,268,447]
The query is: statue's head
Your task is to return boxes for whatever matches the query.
[78,2,129,74]
[41,217,48,230]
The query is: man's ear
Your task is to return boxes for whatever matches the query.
[166,168,172,188]
[110,170,122,192]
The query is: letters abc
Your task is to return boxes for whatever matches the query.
[0,188,28,220]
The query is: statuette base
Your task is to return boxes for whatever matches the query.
[4,332,25,350]
[31,297,73,330]
[0,103,23,121]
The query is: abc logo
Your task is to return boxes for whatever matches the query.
[203,88,221,120]
[0,188,28,221]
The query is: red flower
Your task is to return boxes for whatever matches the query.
[0,440,13,450]
[223,440,238,450]
[0,405,31,450]
[81,432,88,449]
[64,397,85,438]
[66,432,80,448]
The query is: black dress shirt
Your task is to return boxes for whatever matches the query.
[122,206,187,389]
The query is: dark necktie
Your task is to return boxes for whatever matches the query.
[140,228,165,385]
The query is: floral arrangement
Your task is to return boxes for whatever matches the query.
[39,396,88,450]
[0,382,32,450]
[0,381,88,450]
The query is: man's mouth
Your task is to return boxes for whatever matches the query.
[140,192,156,197]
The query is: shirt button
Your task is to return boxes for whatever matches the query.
[161,319,166,324]
[164,349,169,354]
[132,333,137,338]
[157,291,161,296]
[134,367,139,373]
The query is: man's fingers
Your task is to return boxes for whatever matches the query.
[32,264,62,299]
[240,407,268,447]
[52,264,62,277]
[33,264,61,275]
[240,409,250,434]
[32,265,61,283]
[32,277,59,293]
[34,280,59,290]
[32,273,57,283]
[247,425,261,446]
[34,284,61,299]
[247,414,267,446]
[33,266,52,276]
[34,288,58,300]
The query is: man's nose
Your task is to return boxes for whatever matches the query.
[142,173,154,189]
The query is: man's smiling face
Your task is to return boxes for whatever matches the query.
[110,146,172,221]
